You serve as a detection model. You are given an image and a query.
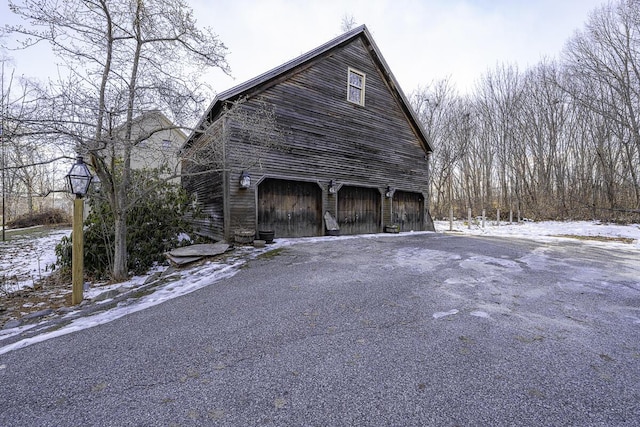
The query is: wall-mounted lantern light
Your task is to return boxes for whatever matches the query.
[328,180,336,194]
[239,171,251,189]
[385,186,393,198]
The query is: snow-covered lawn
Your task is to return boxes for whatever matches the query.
[1,220,638,355]
[0,226,70,295]
[433,219,640,249]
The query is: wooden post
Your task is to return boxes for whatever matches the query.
[482,209,486,229]
[449,207,454,231]
[72,197,84,305]
[497,208,500,226]
[468,208,472,229]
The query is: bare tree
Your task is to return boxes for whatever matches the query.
[516,60,570,218]
[410,0,639,223]
[411,78,468,218]
[561,0,640,213]
[1,60,60,229]
[475,63,524,218]
[341,14,358,32]
[4,0,230,280]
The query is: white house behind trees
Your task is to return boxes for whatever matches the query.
[109,110,187,181]
[1,110,187,224]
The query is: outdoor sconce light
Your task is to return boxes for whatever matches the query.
[385,186,393,198]
[239,171,251,189]
[66,156,93,197]
[328,180,336,194]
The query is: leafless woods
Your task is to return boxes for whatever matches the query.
[415,0,640,223]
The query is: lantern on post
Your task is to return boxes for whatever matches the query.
[65,156,93,305]
[66,156,93,197]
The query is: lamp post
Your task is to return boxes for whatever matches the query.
[66,156,93,305]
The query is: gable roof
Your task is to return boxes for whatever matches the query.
[188,25,432,153]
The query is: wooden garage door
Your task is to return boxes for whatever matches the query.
[258,179,322,238]
[392,191,424,231]
[337,186,381,235]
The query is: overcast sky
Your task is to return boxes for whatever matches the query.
[2,0,608,96]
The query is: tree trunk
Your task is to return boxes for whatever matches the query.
[27,189,33,215]
[112,212,128,281]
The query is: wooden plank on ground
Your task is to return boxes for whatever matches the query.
[165,254,204,266]
[168,243,230,257]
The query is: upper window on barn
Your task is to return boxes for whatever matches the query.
[347,68,366,106]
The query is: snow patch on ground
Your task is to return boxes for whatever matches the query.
[0,228,70,294]
[435,220,640,249]
[469,310,490,318]
[433,309,459,319]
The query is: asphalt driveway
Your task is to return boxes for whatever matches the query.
[1,232,639,426]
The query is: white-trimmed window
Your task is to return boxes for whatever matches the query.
[347,68,365,106]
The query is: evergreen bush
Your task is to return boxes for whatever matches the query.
[55,169,201,280]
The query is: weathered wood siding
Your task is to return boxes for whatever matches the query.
[223,35,430,236]
[181,121,226,240]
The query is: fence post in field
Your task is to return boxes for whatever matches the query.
[449,207,454,231]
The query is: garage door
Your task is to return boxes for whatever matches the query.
[258,179,322,238]
[337,186,381,235]
[392,191,424,231]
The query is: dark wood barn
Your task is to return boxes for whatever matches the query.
[181,25,434,242]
